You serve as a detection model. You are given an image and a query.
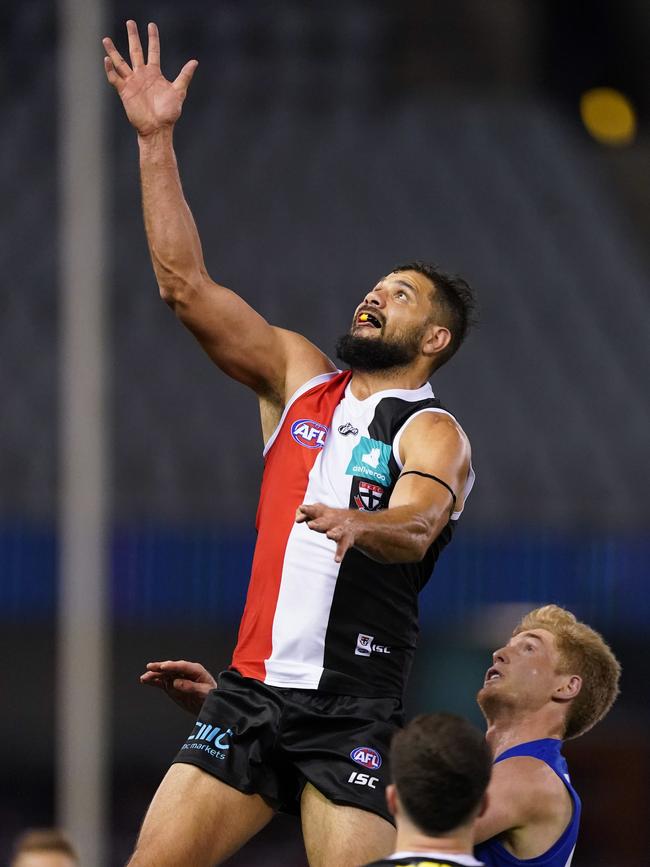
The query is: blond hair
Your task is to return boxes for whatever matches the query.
[11,829,79,864]
[513,605,621,740]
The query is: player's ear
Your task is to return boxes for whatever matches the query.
[555,674,582,702]
[385,783,398,818]
[421,323,451,360]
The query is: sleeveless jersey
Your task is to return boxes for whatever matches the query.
[365,852,484,867]
[474,739,581,867]
[231,370,474,696]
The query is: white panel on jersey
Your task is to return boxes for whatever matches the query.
[264,519,340,688]
[264,397,367,688]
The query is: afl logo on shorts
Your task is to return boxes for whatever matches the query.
[350,747,382,770]
[291,419,329,449]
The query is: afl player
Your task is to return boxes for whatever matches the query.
[104,21,476,867]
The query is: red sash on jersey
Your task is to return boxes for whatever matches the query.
[232,371,351,681]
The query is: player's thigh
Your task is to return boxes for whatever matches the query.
[300,782,395,867]
[128,763,275,867]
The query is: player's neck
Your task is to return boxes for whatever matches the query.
[349,367,429,398]
[484,710,564,759]
[393,825,474,857]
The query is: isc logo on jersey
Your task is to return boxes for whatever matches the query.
[350,746,382,770]
[291,419,329,449]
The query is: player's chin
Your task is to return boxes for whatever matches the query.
[351,325,383,338]
[476,683,499,708]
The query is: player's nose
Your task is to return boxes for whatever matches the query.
[363,284,386,307]
[493,646,508,664]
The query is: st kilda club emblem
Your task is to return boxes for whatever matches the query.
[353,478,387,511]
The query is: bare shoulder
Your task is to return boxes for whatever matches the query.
[403,407,469,443]
[399,408,471,466]
[492,756,572,820]
[273,327,337,402]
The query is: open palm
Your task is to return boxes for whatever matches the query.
[103,20,197,136]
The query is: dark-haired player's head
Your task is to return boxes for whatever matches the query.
[387,712,491,843]
[337,261,476,377]
[478,605,621,740]
[10,829,79,867]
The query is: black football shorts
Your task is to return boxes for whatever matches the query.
[172,669,404,823]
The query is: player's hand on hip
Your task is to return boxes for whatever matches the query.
[102,21,198,136]
[296,503,357,563]
[140,659,217,715]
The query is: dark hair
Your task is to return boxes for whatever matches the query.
[391,712,491,835]
[11,829,79,863]
[392,260,477,370]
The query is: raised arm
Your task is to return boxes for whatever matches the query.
[296,411,471,563]
[103,21,333,406]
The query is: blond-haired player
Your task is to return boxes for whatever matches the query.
[474,604,620,866]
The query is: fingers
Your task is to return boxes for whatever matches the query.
[334,538,350,563]
[102,37,131,79]
[140,671,208,693]
[145,660,215,685]
[144,661,166,673]
[296,503,323,523]
[126,19,145,68]
[147,22,160,67]
[324,527,350,563]
[140,672,166,688]
[103,57,121,88]
[297,504,338,533]
[158,660,204,679]
[172,59,199,95]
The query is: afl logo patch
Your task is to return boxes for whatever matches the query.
[291,419,329,449]
[350,747,382,770]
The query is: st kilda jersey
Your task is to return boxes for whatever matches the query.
[231,370,475,696]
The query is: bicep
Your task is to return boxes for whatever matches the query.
[389,413,471,528]
[473,758,545,845]
[473,776,523,844]
[172,278,334,400]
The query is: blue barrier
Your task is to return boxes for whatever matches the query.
[0,522,647,628]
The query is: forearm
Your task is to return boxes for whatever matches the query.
[351,506,436,564]
[138,127,208,304]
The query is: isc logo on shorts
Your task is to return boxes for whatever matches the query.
[291,419,329,449]
[350,746,382,769]
[347,771,380,788]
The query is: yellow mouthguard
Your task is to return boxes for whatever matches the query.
[359,313,369,321]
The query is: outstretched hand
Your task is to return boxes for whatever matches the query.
[102,20,198,136]
[140,659,217,716]
[296,503,359,563]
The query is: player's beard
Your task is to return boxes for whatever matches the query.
[336,324,424,373]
